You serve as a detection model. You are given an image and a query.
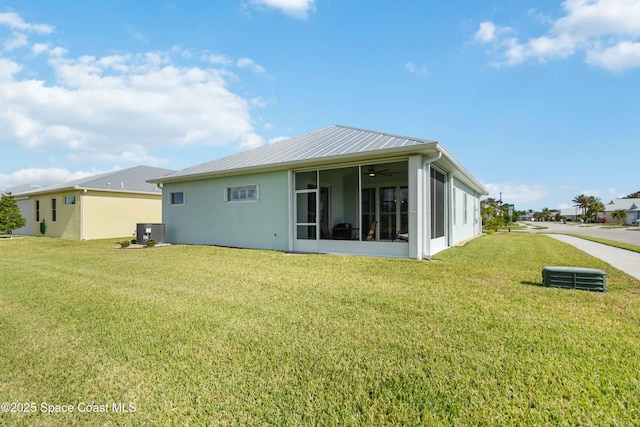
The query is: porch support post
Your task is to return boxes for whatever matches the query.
[287,170,294,252]
[408,155,423,259]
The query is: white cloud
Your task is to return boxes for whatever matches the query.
[3,31,28,51]
[586,40,640,71]
[0,12,54,34]
[31,42,50,55]
[237,57,266,74]
[0,167,97,189]
[0,13,267,167]
[251,0,315,19]
[474,21,498,43]
[404,61,429,76]
[482,182,549,206]
[474,0,640,71]
[268,136,289,144]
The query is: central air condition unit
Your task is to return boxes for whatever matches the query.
[136,223,165,244]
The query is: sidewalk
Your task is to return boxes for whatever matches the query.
[548,234,640,281]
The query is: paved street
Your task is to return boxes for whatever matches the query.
[524,221,640,246]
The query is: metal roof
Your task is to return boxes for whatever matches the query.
[16,165,174,196]
[2,184,43,195]
[151,125,487,195]
[155,125,438,179]
[605,198,640,211]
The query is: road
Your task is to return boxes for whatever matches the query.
[523,221,640,246]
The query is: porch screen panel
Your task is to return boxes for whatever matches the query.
[400,186,408,233]
[361,188,376,240]
[379,187,397,240]
[430,169,445,238]
[296,192,317,240]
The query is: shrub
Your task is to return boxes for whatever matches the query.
[118,240,130,248]
[146,239,157,247]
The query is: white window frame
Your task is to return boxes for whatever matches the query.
[225,185,259,203]
[64,195,76,206]
[170,191,185,206]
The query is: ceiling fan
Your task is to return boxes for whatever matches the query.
[367,165,395,177]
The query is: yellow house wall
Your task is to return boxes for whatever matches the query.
[31,192,82,239]
[82,191,162,240]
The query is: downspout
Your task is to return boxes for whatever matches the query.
[422,151,442,260]
[80,188,87,240]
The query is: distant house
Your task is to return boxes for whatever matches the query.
[14,166,173,240]
[602,198,640,225]
[149,125,488,259]
[559,207,581,222]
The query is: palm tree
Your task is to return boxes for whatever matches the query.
[612,209,627,225]
[572,194,589,217]
[588,200,604,222]
[573,194,601,222]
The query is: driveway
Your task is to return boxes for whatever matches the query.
[523,221,640,246]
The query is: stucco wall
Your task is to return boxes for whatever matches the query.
[162,170,290,250]
[451,178,480,244]
[31,192,81,239]
[82,192,162,240]
[14,198,33,235]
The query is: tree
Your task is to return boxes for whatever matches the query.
[0,192,26,235]
[572,194,601,222]
[624,191,640,199]
[572,194,590,217]
[588,197,604,221]
[612,209,627,225]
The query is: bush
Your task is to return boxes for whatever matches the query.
[117,240,130,248]
[146,239,157,247]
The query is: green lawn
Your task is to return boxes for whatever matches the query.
[1,234,639,426]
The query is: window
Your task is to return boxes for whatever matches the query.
[35,200,40,222]
[226,185,258,202]
[170,192,185,205]
[51,198,57,222]
[464,193,468,225]
[430,168,445,238]
[65,195,76,205]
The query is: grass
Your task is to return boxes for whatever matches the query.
[1,234,639,426]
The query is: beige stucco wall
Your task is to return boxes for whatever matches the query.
[82,191,162,240]
[30,190,162,240]
[31,192,82,239]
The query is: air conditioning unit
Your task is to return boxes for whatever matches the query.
[136,223,165,244]
[542,266,606,292]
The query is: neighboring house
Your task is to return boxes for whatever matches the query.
[15,166,173,240]
[149,125,488,259]
[603,198,640,225]
[559,207,581,221]
[2,184,42,235]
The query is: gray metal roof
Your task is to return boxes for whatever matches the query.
[151,124,487,195]
[2,184,43,195]
[605,198,640,211]
[16,165,174,196]
[155,125,438,180]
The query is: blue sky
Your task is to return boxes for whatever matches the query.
[1,0,639,211]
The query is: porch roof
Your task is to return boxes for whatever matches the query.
[150,125,488,195]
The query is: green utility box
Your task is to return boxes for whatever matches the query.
[542,266,607,292]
